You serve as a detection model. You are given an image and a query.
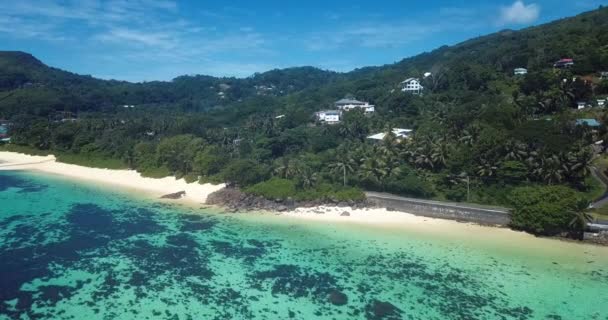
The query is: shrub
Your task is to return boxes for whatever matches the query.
[221,159,269,187]
[246,178,297,200]
[384,174,434,198]
[508,186,580,235]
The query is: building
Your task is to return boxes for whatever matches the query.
[554,58,574,68]
[575,119,601,127]
[401,78,423,94]
[334,99,375,114]
[598,99,606,108]
[600,71,608,79]
[315,110,342,124]
[577,101,587,110]
[367,128,413,141]
[514,68,528,75]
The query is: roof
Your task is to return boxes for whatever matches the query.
[401,78,419,83]
[557,58,574,62]
[367,128,413,140]
[514,68,527,70]
[576,119,601,127]
[335,98,366,105]
[317,110,341,115]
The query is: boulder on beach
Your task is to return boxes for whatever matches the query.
[160,191,186,199]
[340,211,350,217]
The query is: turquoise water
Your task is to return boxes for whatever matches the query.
[0,170,607,319]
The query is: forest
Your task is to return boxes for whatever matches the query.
[1,6,608,236]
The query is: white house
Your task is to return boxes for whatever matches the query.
[401,78,423,94]
[577,101,587,110]
[315,110,342,124]
[367,128,413,141]
[334,99,375,114]
[423,72,432,78]
[598,99,606,108]
[601,72,608,80]
[514,68,528,75]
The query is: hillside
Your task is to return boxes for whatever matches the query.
[1,7,607,119]
[1,7,608,236]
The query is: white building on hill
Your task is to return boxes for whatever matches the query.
[315,110,342,124]
[367,128,413,141]
[334,99,375,114]
[401,78,423,94]
[514,68,528,75]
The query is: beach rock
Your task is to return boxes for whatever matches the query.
[365,300,402,320]
[340,211,350,217]
[328,290,348,306]
[160,191,186,199]
[206,187,370,213]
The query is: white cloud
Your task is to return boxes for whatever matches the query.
[499,1,540,25]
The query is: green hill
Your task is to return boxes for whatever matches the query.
[1,7,608,236]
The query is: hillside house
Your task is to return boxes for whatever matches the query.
[577,102,587,110]
[334,99,375,114]
[598,99,606,108]
[367,128,413,141]
[401,78,423,94]
[554,58,574,68]
[514,68,528,75]
[601,72,608,79]
[315,110,341,124]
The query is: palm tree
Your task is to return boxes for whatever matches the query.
[298,167,319,189]
[330,157,356,187]
[359,156,388,183]
[568,199,594,238]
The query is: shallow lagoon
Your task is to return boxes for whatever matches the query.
[0,170,606,319]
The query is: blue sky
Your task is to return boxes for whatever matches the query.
[1,0,605,82]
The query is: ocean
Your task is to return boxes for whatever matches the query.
[0,170,606,319]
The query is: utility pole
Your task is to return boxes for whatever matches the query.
[343,165,347,187]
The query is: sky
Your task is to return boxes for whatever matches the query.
[1,0,605,82]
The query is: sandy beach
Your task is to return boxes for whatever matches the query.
[1,151,606,254]
[0,151,225,205]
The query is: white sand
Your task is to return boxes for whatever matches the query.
[1,151,606,252]
[0,151,224,205]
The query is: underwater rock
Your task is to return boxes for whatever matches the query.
[365,300,402,320]
[328,289,348,306]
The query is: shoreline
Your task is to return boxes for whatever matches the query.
[1,151,605,248]
[0,151,225,205]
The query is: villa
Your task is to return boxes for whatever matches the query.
[554,58,574,68]
[514,68,528,75]
[401,78,423,94]
[367,128,413,141]
[577,102,587,110]
[598,99,606,108]
[334,99,375,114]
[315,110,342,124]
